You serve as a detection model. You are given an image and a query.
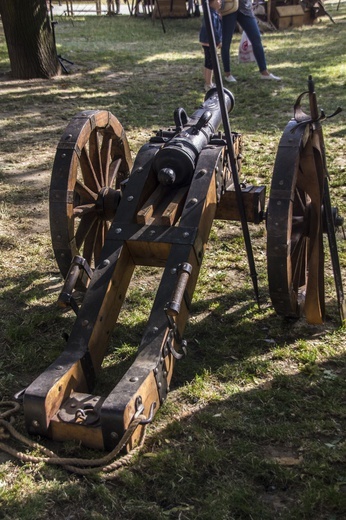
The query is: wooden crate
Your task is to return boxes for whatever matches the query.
[215,185,266,224]
[272,4,305,29]
[153,0,188,18]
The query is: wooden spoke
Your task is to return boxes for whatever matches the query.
[75,213,98,250]
[100,132,112,186]
[79,147,101,193]
[50,110,132,288]
[73,203,97,217]
[89,128,104,186]
[75,179,98,202]
[108,157,122,188]
[93,221,109,266]
[83,219,99,267]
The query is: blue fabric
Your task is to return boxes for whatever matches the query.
[221,9,267,73]
[199,8,223,46]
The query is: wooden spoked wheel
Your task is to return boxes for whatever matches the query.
[267,120,326,324]
[267,79,345,324]
[50,110,133,287]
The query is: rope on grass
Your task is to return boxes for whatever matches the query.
[0,400,147,479]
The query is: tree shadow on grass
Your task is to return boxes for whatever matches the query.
[0,260,339,388]
[0,262,345,519]
[1,351,345,520]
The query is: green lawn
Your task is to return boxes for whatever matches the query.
[0,4,346,519]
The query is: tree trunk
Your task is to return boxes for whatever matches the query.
[0,0,61,79]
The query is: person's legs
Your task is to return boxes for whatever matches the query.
[204,67,213,85]
[221,12,238,76]
[203,46,214,88]
[237,11,267,73]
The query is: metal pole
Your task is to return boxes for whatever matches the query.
[202,0,260,306]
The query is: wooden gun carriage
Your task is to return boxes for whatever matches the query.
[22,78,344,453]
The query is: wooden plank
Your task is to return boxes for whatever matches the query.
[160,186,188,226]
[137,185,169,224]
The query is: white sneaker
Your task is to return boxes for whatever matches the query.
[261,73,281,81]
[204,83,216,92]
[225,75,237,83]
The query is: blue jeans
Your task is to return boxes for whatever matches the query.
[221,11,267,74]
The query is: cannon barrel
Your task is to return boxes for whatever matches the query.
[153,88,235,187]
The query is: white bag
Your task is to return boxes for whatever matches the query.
[238,31,255,63]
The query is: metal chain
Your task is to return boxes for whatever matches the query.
[0,400,147,479]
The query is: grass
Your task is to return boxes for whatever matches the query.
[1,2,346,519]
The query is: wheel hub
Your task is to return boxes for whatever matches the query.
[96,187,121,221]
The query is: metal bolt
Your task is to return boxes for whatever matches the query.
[183,232,190,238]
[101,259,110,267]
[55,365,63,370]
[170,268,177,274]
[32,420,39,428]
[127,195,134,202]
[82,320,89,327]
[110,431,118,440]
[130,376,139,382]
[61,153,66,158]
[152,326,158,333]
[115,228,122,234]
[149,230,156,236]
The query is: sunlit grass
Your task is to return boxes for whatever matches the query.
[0,4,346,519]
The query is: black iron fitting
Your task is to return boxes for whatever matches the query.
[134,397,157,424]
[154,351,169,404]
[166,328,187,361]
[57,255,93,315]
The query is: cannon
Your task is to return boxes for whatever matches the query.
[21,78,344,453]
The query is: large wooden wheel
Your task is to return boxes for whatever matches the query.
[267,83,344,324]
[49,110,133,286]
[267,121,324,323]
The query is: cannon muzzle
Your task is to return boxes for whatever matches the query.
[154,88,235,187]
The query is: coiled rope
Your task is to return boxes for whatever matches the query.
[0,400,147,480]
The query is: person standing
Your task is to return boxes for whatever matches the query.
[221,0,281,82]
[199,0,223,92]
